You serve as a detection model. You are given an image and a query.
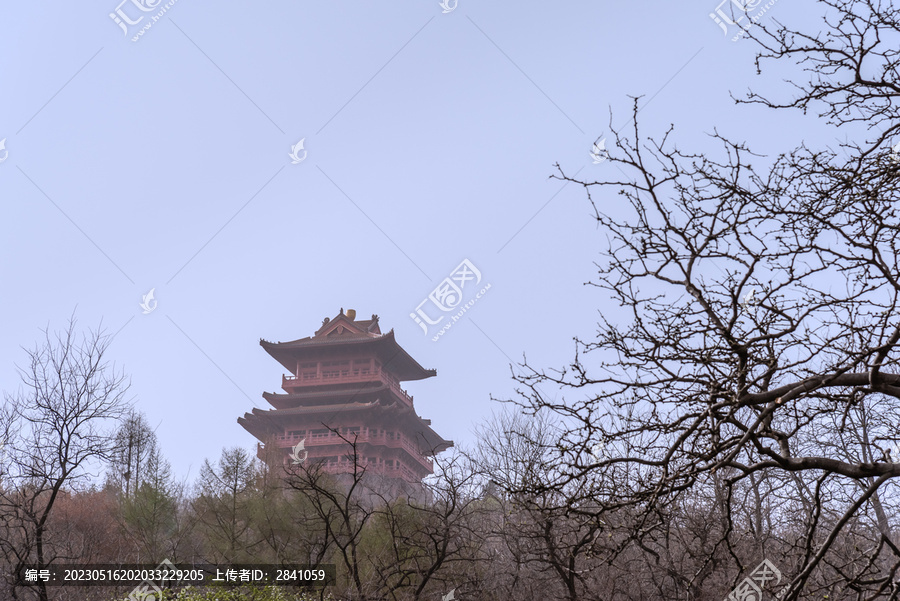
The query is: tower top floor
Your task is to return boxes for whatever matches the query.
[259,308,436,385]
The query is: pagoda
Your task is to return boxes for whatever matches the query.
[239,309,453,486]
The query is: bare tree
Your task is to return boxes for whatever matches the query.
[251,457,333,567]
[367,450,486,601]
[283,432,382,601]
[506,2,900,598]
[472,410,608,601]
[0,317,130,601]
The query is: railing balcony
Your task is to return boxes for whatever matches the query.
[272,431,432,470]
[283,368,379,387]
[282,368,414,405]
[316,462,422,481]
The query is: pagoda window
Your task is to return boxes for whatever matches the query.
[353,358,372,375]
[321,360,350,379]
[311,428,329,440]
[297,362,317,381]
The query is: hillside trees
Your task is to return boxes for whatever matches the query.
[0,318,130,601]
[505,1,900,598]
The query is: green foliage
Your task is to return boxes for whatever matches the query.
[194,447,261,563]
[120,481,179,559]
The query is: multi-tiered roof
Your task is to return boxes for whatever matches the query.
[239,309,453,483]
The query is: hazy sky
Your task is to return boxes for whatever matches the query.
[0,0,830,482]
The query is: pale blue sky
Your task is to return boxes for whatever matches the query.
[0,0,829,482]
